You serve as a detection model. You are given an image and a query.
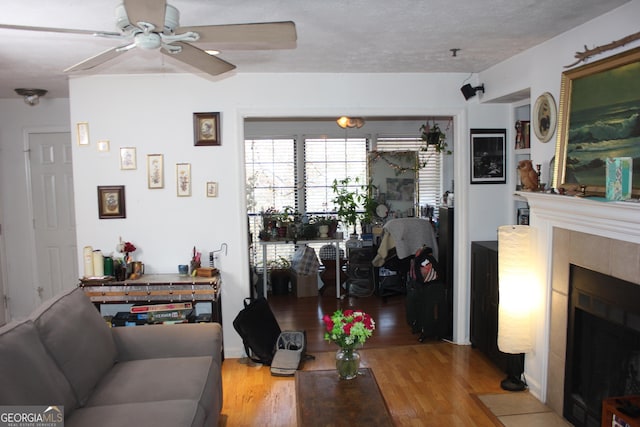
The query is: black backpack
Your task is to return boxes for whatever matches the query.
[232,297,281,365]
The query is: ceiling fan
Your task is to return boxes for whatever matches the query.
[0,0,297,76]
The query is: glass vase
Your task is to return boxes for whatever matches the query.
[336,347,360,380]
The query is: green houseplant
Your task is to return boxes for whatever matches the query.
[331,178,376,235]
[420,122,451,154]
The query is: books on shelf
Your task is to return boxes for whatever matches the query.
[129,302,193,314]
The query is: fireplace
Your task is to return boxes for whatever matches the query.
[514,192,640,421]
[564,264,640,426]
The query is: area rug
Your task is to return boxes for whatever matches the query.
[473,392,571,427]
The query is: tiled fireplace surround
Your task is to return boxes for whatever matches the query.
[519,192,640,418]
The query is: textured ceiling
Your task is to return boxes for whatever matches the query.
[0,0,630,98]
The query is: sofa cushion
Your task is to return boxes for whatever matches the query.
[31,287,117,405]
[66,400,205,427]
[85,356,217,417]
[0,320,77,410]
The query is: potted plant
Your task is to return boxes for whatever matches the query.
[267,256,292,295]
[420,122,451,154]
[331,178,376,235]
[310,215,335,238]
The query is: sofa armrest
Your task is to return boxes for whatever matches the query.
[111,322,222,363]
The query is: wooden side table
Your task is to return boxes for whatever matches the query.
[602,396,640,427]
[78,273,222,325]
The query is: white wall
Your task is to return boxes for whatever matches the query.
[0,98,71,318]
[67,72,473,357]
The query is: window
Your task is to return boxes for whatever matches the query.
[245,136,368,267]
[304,137,368,215]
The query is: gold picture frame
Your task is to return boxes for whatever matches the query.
[532,92,557,143]
[77,122,89,146]
[147,154,164,189]
[555,46,640,194]
[97,140,110,152]
[120,147,136,170]
[193,112,221,146]
[97,185,126,219]
[176,163,191,196]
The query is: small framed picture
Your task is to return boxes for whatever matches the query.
[120,147,136,170]
[97,186,126,219]
[193,112,221,146]
[206,182,218,197]
[532,92,557,143]
[97,140,110,152]
[77,122,89,146]
[176,163,191,197]
[147,154,164,189]
[470,128,507,184]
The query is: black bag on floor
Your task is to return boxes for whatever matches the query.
[233,297,281,365]
[406,246,446,341]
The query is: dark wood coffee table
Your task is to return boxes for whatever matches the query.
[295,368,393,426]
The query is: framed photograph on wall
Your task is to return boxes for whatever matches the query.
[77,122,89,146]
[532,92,557,143]
[120,147,136,170]
[147,154,164,189]
[97,140,110,152]
[555,46,640,195]
[97,185,126,219]
[176,163,191,196]
[193,112,221,146]
[470,128,507,184]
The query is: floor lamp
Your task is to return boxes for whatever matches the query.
[497,225,534,391]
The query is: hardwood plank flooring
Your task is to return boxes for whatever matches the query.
[220,293,508,426]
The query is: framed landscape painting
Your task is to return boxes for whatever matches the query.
[555,46,640,195]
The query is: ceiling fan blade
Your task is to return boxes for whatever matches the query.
[0,23,121,37]
[178,21,297,50]
[124,0,166,31]
[64,46,129,72]
[163,42,235,76]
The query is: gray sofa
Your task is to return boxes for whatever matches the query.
[0,287,223,427]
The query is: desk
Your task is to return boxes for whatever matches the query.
[78,273,222,324]
[259,239,342,299]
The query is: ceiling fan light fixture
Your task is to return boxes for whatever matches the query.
[15,88,47,106]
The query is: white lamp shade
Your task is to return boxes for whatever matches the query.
[497,225,534,354]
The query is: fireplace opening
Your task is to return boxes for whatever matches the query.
[564,265,640,427]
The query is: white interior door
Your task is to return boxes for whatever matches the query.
[28,131,78,303]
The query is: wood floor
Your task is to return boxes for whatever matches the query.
[220,293,508,426]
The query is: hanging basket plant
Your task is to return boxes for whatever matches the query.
[420,122,451,154]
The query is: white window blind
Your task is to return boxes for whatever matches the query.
[376,137,442,209]
[304,137,368,215]
[245,138,297,266]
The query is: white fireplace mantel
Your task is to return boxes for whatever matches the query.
[513,191,640,405]
[517,192,640,244]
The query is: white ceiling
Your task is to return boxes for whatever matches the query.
[0,0,630,99]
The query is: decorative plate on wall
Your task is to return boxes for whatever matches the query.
[532,92,557,143]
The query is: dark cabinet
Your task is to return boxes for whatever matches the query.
[438,207,454,340]
[470,241,509,372]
